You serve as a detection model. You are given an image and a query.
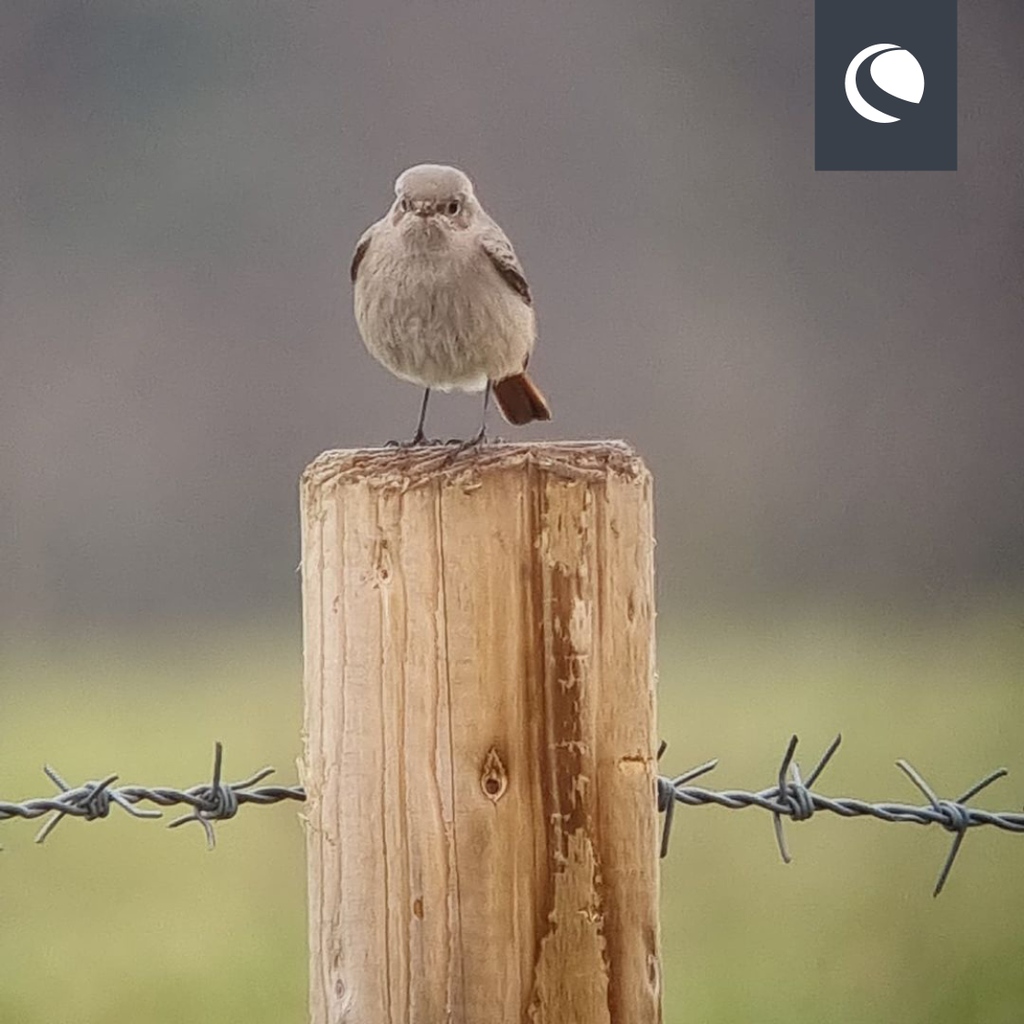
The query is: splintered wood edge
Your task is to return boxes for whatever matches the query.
[301,440,650,494]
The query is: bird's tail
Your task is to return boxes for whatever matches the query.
[492,372,552,426]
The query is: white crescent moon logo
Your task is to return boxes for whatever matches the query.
[845,44,926,123]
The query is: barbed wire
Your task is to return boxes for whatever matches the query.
[0,743,304,850]
[657,734,1024,895]
[3,735,1022,895]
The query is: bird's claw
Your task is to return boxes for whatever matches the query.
[442,429,490,458]
[385,433,446,448]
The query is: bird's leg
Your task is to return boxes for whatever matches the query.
[471,381,491,444]
[446,382,492,453]
[385,388,435,447]
[411,387,432,444]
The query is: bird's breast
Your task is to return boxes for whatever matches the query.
[354,233,535,390]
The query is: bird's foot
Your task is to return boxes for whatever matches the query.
[442,427,490,457]
[385,431,445,448]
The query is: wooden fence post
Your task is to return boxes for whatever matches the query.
[300,441,660,1023]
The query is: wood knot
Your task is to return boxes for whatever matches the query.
[480,747,508,803]
[332,974,355,1016]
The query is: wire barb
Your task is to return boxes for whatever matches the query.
[895,759,1009,896]
[32,767,162,845]
[770,734,841,863]
[166,742,239,849]
[656,741,718,858]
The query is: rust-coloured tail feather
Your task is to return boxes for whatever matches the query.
[492,372,552,426]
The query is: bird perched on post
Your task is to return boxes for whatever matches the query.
[350,163,551,445]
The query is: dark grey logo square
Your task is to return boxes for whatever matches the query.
[815,0,957,171]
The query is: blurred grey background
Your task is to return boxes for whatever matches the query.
[2,0,1022,635]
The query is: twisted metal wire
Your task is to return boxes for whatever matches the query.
[0,743,304,849]
[3,735,1023,895]
[657,734,1024,895]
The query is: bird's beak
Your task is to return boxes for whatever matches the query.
[412,201,435,218]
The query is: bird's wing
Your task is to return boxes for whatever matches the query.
[480,226,532,306]
[350,224,376,284]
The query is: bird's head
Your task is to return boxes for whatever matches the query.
[391,164,478,233]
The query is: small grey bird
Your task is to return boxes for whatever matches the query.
[351,163,551,445]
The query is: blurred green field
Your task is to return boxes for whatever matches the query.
[2,599,1024,1023]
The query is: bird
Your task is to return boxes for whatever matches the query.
[350,163,551,446]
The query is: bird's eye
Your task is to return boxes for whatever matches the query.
[445,200,461,216]
[400,197,411,212]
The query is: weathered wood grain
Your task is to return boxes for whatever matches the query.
[301,441,659,1023]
